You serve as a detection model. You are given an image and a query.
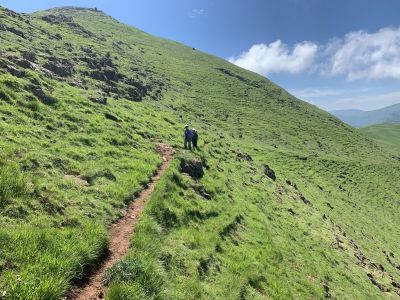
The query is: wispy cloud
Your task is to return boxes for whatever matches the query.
[189,8,206,19]
[289,88,347,99]
[289,87,373,99]
[289,87,400,110]
[325,91,400,111]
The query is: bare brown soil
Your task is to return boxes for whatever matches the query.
[69,143,174,300]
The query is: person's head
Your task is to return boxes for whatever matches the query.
[184,124,189,129]
[192,129,197,132]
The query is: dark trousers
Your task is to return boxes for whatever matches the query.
[192,138,198,149]
[184,138,192,149]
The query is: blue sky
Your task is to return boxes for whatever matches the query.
[1,0,400,111]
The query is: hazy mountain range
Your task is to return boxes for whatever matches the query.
[331,103,400,127]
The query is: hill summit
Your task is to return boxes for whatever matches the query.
[0,5,400,299]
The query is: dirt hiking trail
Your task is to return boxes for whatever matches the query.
[69,144,174,300]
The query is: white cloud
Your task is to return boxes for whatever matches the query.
[228,27,400,110]
[228,40,318,76]
[325,27,400,80]
[325,91,400,111]
[229,26,400,80]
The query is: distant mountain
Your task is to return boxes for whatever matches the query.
[331,103,400,127]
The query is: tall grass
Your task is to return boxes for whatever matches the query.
[0,221,108,299]
[0,158,27,208]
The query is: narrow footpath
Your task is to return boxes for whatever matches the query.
[69,144,174,300]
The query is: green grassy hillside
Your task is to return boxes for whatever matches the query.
[0,6,400,299]
[360,124,400,153]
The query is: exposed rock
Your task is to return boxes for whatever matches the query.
[6,65,23,77]
[64,42,73,50]
[80,46,93,54]
[41,14,73,24]
[88,67,122,82]
[125,87,142,101]
[6,26,26,38]
[67,22,94,37]
[367,273,389,292]
[180,158,204,179]
[14,59,32,69]
[103,68,121,81]
[296,155,308,161]
[286,179,297,189]
[392,281,400,289]
[217,67,261,88]
[68,80,85,88]
[30,86,57,105]
[287,208,296,215]
[2,7,19,18]
[43,57,74,77]
[99,52,114,67]
[193,183,211,200]
[89,97,107,105]
[41,14,94,37]
[219,214,244,239]
[322,281,332,299]
[22,51,36,62]
[300,195,312,206]
[104,112,120,122]
[125,77,146,89]
[102,84,119,96]
[236,151,252,161]
[383,250,400,270]
[80,56,98,69]
[264,164,276,181]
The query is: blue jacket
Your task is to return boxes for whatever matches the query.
[184,129,192,139]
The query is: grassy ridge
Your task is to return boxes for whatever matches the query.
[360,124,400,153]
[106,141,400,299]
[0,6,399,299]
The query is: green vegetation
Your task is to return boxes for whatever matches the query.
[360,124,400,153]
[0,5,399,299]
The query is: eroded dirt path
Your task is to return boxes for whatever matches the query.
[69,144,174,300]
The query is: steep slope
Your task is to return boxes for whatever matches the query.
[360,124,400,153]
[332,103,400,127]
[0,6,399,299]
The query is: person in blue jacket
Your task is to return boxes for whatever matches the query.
[184,125,193,149]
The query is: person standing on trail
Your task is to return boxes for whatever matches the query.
[184,125,193,149]
[192,128,199,150]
